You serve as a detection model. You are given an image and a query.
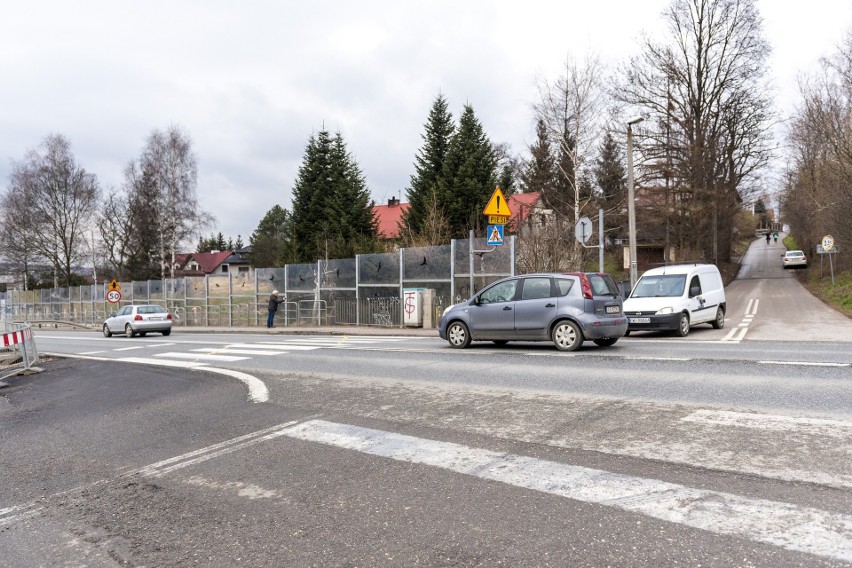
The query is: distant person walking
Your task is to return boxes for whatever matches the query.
[267,290,285,328]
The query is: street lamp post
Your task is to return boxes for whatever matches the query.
[627,116,644,291]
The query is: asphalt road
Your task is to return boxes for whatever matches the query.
[2,236,851,567]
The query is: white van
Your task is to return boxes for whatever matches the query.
[623,264,726,337]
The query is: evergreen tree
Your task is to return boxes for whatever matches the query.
[402,94,455,234]
[520,119,557,195]
[234,235,244,249]
[438,104,498,237]
[290,129,378,261]
[250,205,292,267]
[124,167,162,280]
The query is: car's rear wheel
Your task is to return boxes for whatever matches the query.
[675,313,690,337]
[162,329,171,336]
[593,337,618,347]
[552,320,582,351]
[102,323,112,338]
[711,306,725,329]
[125,324,135,338]
[447,321,471,349]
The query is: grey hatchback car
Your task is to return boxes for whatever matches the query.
[103,304,173,338]
[438,272,627,351]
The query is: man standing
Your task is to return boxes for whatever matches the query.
[267,290,285,328]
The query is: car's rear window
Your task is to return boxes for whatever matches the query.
[587,274,619,296]
[138,305,167,314]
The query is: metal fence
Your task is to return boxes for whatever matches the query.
[5,235,515,328]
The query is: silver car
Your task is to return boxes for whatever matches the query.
[103,304,173,338]
[782,250,808,269]
[438,273,627,351]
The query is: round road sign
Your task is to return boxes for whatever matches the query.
[107,290,122,303]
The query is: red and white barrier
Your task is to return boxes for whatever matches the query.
[1,324,38,369]
[2,327,32,347]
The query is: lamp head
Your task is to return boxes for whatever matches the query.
[627,116,645,126]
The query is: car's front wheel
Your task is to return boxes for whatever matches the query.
[552,320,582,351]
[675,313,690,337]
[447,321,471,349]
[125,324,135,338]
[593,337,618,347]
[102,323,112,338]
[711,306,725,329]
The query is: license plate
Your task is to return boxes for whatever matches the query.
[149,317,163,321]
[630,317,650,324]
[605,305,620,314]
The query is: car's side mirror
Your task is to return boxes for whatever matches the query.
[109,313,116,318]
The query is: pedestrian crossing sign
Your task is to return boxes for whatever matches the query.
[487,224,504,246]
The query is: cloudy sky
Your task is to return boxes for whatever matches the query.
[2,1,850,243]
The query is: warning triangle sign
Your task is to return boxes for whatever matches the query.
[482,187,512,216]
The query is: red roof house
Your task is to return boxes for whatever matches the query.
[172,251,234,276]
[372,197,410,239]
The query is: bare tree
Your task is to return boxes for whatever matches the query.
[533,52,611,267]
[2,134,100,287]
[128,126,213,280]
[0,187,42,289]
[620,0,775,263]
[398,190,452,247]
[783,29,852,270]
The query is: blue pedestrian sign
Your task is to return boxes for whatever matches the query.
[487,224,504,246]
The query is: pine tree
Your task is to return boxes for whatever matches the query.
[250,205,292,267]
[402,94,455,234]
[290,129,378,261]
[520,119,557,195]
[438,104,498,238]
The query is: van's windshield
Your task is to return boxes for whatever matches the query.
[630,274,686,298]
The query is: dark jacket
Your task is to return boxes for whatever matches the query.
[268,294,283,311]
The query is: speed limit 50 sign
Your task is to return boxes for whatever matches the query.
[106,290,122,303]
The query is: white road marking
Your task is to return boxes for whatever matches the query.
[153,352,248,362]
[132,419,304,477]
[193,348,285,356]
[625,356,692,361]
[284,419,852,563]
[120,357,207,368]
[758,360,850,367]
[720,327,748,342]
[246,343,323,351]
[681,409,852,438]
[197,367,269,403]
[78,350,106,355]
[114,346,146,351]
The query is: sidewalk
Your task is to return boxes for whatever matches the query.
[26,320,438,338]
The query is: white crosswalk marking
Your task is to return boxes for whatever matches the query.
[153,352,249,362]
[193,348,285,356]
[284,419,852,563]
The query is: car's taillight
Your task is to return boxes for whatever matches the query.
[166,313,172,320]
[134,315,143,321]
[579,274,594,300]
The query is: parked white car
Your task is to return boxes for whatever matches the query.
[103,304,173,338]
[623,264,726,337]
